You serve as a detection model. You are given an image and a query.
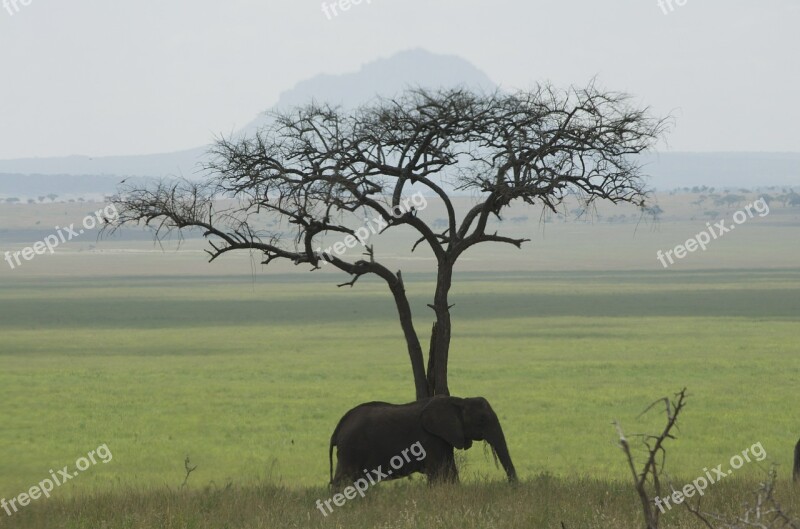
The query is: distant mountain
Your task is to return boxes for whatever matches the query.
[0,49,494,183]
[241,48,495,135]
[0,49,798,194]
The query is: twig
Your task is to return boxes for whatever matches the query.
[181,456,198,489]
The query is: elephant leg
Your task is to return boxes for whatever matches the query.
[426,446,459,484]
[331,457,358,491]
[443,450,459,483]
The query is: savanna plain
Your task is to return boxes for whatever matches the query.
[1,192,799,528]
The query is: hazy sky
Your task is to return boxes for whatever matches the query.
[1,0,797,158]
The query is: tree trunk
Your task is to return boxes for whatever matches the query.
[426,262,453,396]
[389,273,429,400]
[425,321,438,396]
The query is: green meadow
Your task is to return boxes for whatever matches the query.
[1,195,799,527]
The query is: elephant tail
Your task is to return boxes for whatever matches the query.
[794,438,800,483]
[329,419,345,486]
[328,402,386,486]
[329,435,336,486]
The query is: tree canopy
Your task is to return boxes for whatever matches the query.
[111,83,668,400]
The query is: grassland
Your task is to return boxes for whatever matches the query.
[0,195,799,528]
[7,480,800,529]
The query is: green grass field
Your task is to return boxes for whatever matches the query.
[1,196,799,528]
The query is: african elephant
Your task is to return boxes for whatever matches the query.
[329,395,517,487]
[794,438,800,483]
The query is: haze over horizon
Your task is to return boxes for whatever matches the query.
[1,0,799,159]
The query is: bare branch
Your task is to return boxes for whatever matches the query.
[615,388,688,529]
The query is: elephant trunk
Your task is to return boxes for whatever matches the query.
[486,421,517,483]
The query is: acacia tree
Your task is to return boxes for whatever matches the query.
[110,84,666,400]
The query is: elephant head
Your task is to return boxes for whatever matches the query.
[421,396,518,482]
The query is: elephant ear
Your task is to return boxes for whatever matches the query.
[421,397,468,449]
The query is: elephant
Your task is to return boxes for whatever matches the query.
[794,438,800,483]
[329,395,517,487]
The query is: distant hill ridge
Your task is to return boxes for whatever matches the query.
[0,49,798,192]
